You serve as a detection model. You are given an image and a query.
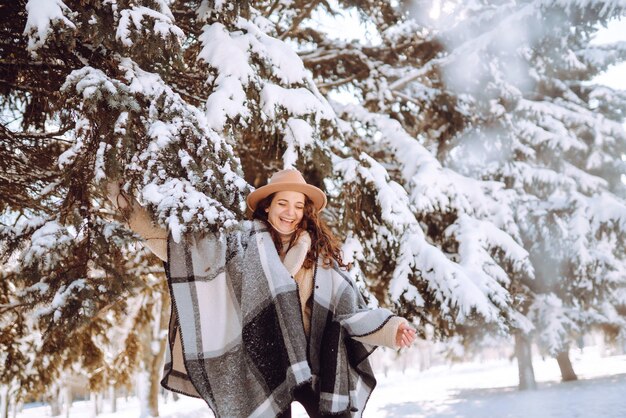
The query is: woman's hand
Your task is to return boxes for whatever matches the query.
[105,180,131,210]
[395,321,417,348]
[105,180,122,205]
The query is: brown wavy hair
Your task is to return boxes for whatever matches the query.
[250,193,348,270]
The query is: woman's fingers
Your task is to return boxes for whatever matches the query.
[398,324,417,348]
[397,323,417,348]
[397,328,406,347]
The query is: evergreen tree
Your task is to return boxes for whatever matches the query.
[400,0,626,386]
[1,0,625,408]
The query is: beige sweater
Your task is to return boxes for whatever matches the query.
[112,193,406,349]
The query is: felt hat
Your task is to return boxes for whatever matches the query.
[246,169,327,213]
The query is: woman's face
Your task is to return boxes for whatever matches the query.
[266,191,306,234]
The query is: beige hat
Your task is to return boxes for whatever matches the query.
[246,169,327,213]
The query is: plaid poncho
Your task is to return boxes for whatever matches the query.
[160,220,395,418]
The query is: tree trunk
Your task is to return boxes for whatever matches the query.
[137,369,151,418]
[109,385,116,413]
[90,392,100,417]
[1,385,9,418]
[514,332,537,390]
[556,350,578,381]
[48,385,61,417]
[62,385,72,418]
[148,339,166,415]
[150,292,170,416]
[10,399,19,418]
[138,290,171,418]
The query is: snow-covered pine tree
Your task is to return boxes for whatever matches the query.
[3,0,623,406]
[0,0,243,412]
[397,0,626,387]
[290,1,536,348]
[1,0,332,410]
[2,0,528,403]
[295,2,536,344]
[519,5,626,382]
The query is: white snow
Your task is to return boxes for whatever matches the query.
[23,0,76,52]
[14,348,626,417]
[528,294,579,355]
[238,18,310,85]
[282,118,315,168]
[260,84,333,120]
[332,150,519,327]
[116,6,183,48]
[33,279,87,322]
[94,142,111,181]
[366,348,626,418]
[18,220,75,270]
[198,23,254,82]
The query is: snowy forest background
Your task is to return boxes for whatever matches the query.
[1,0,625,417]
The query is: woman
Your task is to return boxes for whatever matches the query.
[107,169,416,418]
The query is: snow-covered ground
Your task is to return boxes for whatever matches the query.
[17,347,626,418]
[367,347,626,418]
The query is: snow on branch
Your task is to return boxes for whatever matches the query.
[446,215,535,288]
[528,293,579,355]
[502,161,577,193]
[395,228,514,326]
[119,59,249,239]
[338,104,519,231]
[334,153,414,231]
[237,17,311,85]
[61,59,249,241]
[260,84,333,120]
[538,0,626,18]
[23,0,76,53]
[62,66,138,111]
[587,191,626,232]
[333,153,516,326]
[34,279,87,322]
[8,218,75,272]
[518,98,625,144]
[576,41,626,71]
[562,162,609,194]
[283,118,315,168]
[198,16,335,166]
[116,5,184,48]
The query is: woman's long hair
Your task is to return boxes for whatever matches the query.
[251,193,348,270]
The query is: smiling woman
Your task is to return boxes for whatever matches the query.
[267,191,306,234]
[107,168,416,418]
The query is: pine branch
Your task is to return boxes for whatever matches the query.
[317,74,359,89]
[0,302,32,315]
[265,0,283,16]
[0,79,52,94]
[278,0,324,40]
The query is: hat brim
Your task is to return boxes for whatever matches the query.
[246,182,327,213]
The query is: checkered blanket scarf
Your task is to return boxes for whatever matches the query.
[160,220,394,417]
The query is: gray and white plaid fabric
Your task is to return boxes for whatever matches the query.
[160,220,395,418]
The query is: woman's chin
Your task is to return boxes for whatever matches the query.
[276,225,294,234]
